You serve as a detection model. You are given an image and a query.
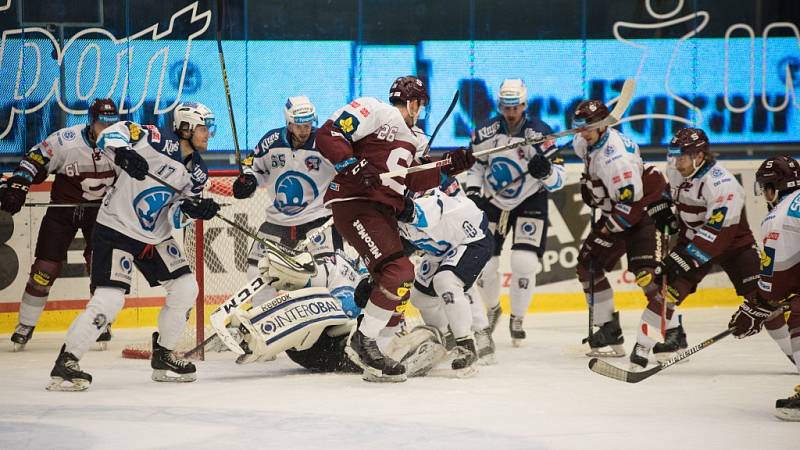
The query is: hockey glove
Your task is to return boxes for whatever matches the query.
[0,176,30,215]
[579,173,598,207]
[114,147,149,180]
[729,296,773,338]
[180,197,220,220]
[578,230,616,266]
[397,197,416,223]
[527,153,552,179]
[443,147,476,176]
[232,173,258,199]
[663,248,702,283]
[340,158,381,189]
[646,198,678,235]
[465,186,485,210]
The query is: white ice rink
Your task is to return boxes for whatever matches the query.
[1,307,797,450]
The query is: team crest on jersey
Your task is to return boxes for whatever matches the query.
[273,171,319,216]
[487,157,525,198]
[62,130,76,141]
[335,112,359,138]
[710,167,724,178]
[28,150,45,165]
[760,246,775,276]
[707,207,728,230]
[305,156,321,171]
[133,186,174,231]
[617,184,634,202]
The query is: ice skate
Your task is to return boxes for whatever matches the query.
[346,329,406,382]
[509,315,526,347]
[487,303,502,335]
[451,337,478,378]
[584,311,626,357]
[629,343,651,370]
[95,324,112,351]
[474,327,496,365]
[775,385,800,422]
[10,324,35,352]
[46,345,92,392]
[652,322,688,363]
[151,332,197,382]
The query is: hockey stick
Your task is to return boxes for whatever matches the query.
[421,90,459,157]
[24,202,100,208]
[588,327,734,383]
[216,0,242,174]
[381,78,636,180]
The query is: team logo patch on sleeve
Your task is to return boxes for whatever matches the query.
[617,184,634,203]
[760,246,775,276]
[127,123,142,142]
[334,112,360,138]
[305,156,321,171]
[707,206,728,230]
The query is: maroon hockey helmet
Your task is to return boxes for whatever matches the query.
[389,76,429,106]
[573,100,609,126]
[756,155,800,193]
[667,127,709,157]
[88,98,119,124]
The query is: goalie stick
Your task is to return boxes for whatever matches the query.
[381,78,636,180]
[588,327,734,383]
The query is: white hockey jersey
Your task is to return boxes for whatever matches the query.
[14,124,117,203]
[399,180,487,257]
[243,127,335,226]
[666,161,754,264]
[466,116,565,210]
[573,128,665,233]
[758,190,800,302]
[95,121,209,244]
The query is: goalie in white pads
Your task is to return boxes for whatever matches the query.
[47,103,221,391]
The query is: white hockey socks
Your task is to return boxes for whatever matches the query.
[466,287,490,331]
[635,308,663,350]
[767,324,793,359]
[509,250,537,318]
[411,288,449,332]
[359,302,393,339]
[18,292,48,327]
[478,256,501,310]
[65,287,125,359]
[433,271,472,339]
[247,263,277,307]
[586,286,614,326]
[157,274,199,350]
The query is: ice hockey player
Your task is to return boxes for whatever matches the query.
[571,99,668,363]
[1,99,119,351]
[728,155,800,421]
[316,75,475,382]
[660,128,792,363]
[465,79,565,346]
[231,95,341,304]
[401,175,495,375]
[47,102,221,391]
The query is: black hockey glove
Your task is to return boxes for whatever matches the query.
[443,147,476,176]
[232,173,258,199]
[578,230,616,266]
[728,296,773,338]
[340,158,381,189]
[397,196,416,223]
[0,176,30,215]
[180,197,220,220]
[527,153,552,179]
[646,198,678,235]
[663,248,702,283]
[580,173,598,207]
[114,147,149,180]
[465,186,485,210]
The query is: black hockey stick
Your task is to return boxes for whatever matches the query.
[588,327,734,383]
[216,0,242,174]
[421,90,459,157]
[24,202,100,208]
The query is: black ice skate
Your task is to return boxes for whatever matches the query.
[510,315,526,347]
[584,311,626,357]
[151,332,197,382]
[451,337,479,377]
[345,329,406,382]
[46,344,92,392]
[95,324,113,351]
[10,324,35,352]
[474,327,496,365]
[775,385,800,422]
[487,304,502,335]
[629,343,651,369]
[652,321,688,363]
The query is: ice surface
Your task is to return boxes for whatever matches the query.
[1,308,796,450]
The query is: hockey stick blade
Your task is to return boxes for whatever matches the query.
[422,90,460,157]
[588,327,734,383]
[382,78,636,179]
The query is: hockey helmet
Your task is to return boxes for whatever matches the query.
[573,100,609,127]
[667,128,709,157]
[498,79,528,107]
[389,75,429,106]
[756,155,800,195]
[88,98,119,124]
[284,95,317,125]
[173,102,216,136]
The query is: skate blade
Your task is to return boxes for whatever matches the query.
[478,354,497,366]
[512,338,524,347]
[403,342,446,377]
[46,377,90,392]
[361,367,407,383]
[775,408,800,422]
[586,344,626,358]
[452,365,478,378]
[12,342,26,352]
[96,342,108,351]
[151,369,197,383]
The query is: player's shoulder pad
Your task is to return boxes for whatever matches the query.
[255,127,287,156]
[472,116,503,144]
[331,98,379,141]
[48,124,85,149]
[140,124,182,162]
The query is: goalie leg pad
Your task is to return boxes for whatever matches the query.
[385,325,447,377]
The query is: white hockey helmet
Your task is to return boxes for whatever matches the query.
[173,102,216,136]
[498,79,528,107]
[284,95,317,125]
